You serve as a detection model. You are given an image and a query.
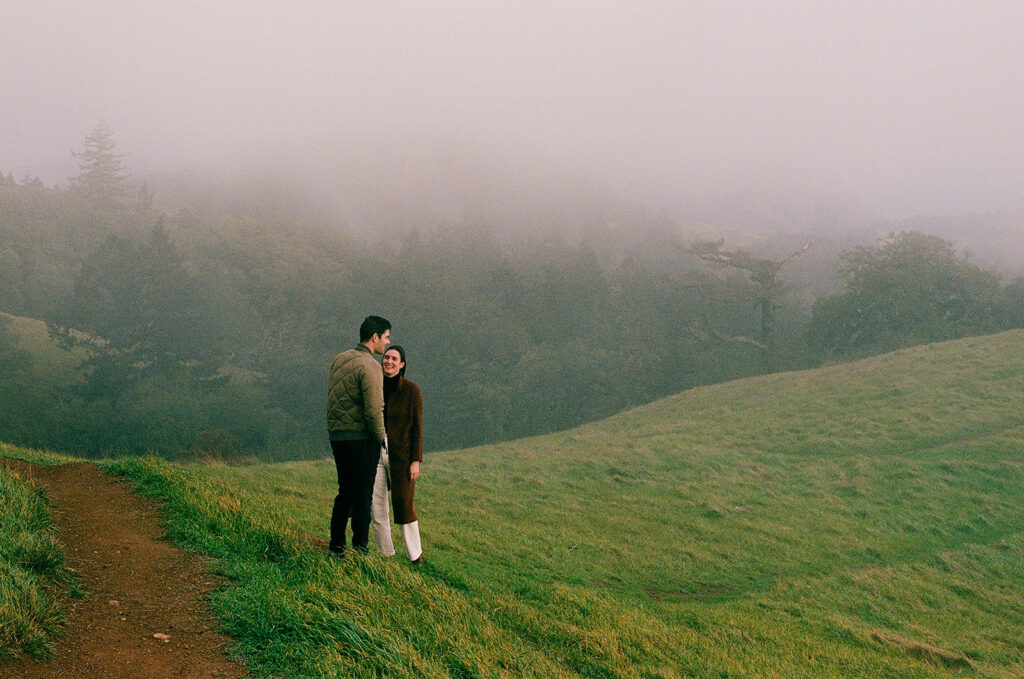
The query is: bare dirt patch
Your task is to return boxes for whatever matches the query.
[0,460,248,678]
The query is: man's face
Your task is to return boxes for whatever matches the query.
[370,329,391,355]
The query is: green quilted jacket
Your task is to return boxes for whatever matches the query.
[326,344,386,442]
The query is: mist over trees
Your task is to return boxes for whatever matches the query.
[808,231,1022,358]
[1,128,1022,460]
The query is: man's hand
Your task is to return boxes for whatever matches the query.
[409,461,420,480]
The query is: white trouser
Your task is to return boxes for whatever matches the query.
[401,521,422,562]
[371,448,395,556]
[371,447,423,561]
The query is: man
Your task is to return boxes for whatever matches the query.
[326,315,391,557]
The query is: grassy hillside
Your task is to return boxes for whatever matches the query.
[5,330,1024,676]
[0,312,89,450]
[0,311,87,369]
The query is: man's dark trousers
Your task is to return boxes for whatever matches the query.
[329,439,382,554]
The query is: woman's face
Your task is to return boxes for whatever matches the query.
[382,349,405,378]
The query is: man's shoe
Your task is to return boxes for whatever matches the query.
[328,548,345,560]
[410,555,423,566]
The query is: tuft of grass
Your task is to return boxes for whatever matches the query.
[0,462,76,662]
[0,443,78,467]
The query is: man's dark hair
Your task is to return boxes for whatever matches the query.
[359,315,391,342]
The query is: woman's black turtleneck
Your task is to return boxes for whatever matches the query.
[383,374,400,402]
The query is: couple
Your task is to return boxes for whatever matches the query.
[326,315,424,564]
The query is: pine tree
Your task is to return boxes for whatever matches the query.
[70,121,131,210]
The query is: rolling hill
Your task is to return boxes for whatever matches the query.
[3,330,1024,677]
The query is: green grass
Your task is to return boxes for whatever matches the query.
[0,450,78,662]
[0,443,78,467]
[0,311,88,380]
[7,330,1024,676]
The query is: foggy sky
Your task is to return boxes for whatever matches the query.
[2,1,1023,220]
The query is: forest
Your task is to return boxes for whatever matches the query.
[2,125,1022,460]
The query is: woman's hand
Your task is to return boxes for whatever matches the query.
[409,461,420,480]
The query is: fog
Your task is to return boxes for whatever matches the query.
[3,1,1024,222]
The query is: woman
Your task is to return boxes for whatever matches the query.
[371,344,424,564]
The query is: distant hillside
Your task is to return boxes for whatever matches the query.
[1,312,49,350]
[0,313,87,450]
[13,329,1013,678]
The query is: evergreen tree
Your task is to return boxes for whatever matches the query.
[70,121,131,210]
[57,221,215,376]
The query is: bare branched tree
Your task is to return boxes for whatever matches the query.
[677,239,812,372]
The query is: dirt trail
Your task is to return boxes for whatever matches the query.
[1,460,248,679]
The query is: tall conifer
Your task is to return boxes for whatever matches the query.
[70,121,130,210]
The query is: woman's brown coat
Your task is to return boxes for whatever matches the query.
[385,376,423,524]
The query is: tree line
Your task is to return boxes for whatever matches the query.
[1,127,1021,460]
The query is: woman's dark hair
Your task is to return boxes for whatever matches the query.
[385,344,407,376]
